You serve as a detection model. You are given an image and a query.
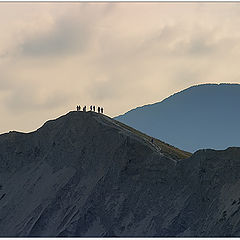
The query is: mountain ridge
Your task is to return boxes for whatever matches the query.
[116,83,238,117]
[1,111,240,236]
[115,83,240,152]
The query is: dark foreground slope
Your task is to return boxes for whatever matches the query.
[0,111,240,237]
[115,83,240,152]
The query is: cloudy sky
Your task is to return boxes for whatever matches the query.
[0,2,240,133]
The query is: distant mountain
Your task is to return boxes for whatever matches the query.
[115,83,240,152]
[1,111,240,236]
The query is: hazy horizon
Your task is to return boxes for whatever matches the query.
[1,3,240,133]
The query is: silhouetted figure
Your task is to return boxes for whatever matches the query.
[101,107,103,114]
[76,105,78,111]
[97,107,100,113]
[83,106,86,112]
[76,105,81,111]
[151,138,154,143]
[90,105,92,111]
[93,106,95,112]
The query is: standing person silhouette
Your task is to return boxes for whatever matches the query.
[83,106,86,112]
[97,107,100,113]
[101,107,104,114]
[90,105,92,111]
[93,106,95,112]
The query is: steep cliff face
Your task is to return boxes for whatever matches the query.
[0,111,240,237]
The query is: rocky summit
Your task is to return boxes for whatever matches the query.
[0,111,240,237]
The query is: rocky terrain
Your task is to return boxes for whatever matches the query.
[115,83,240,152]
[0,111,240,237]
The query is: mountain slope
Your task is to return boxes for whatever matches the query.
[115,83,240,152]
[0,111,240,237]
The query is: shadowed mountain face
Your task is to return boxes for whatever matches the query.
[0,111,240,237]
[115,83,240,153]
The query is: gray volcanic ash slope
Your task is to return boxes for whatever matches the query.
[0,111,240,237]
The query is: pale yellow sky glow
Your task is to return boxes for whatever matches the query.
[0,2,240,133]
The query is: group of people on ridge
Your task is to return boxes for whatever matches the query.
[76,105,104,114]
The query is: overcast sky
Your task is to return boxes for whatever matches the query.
[1,2,240,133]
